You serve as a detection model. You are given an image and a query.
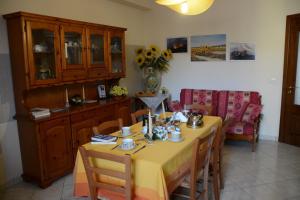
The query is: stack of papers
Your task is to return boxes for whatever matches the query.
[31,108,50,119]
[91,134,117,144]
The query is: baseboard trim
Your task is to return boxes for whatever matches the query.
[259,134,278,141]
[0,176,22,190]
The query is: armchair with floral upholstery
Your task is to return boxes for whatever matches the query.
[168,89,262,151]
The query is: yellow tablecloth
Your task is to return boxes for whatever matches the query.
[73,115,222,200]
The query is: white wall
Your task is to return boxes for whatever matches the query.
[142,0,300,140]
[0,0,145,186]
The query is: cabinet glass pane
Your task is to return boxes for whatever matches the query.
[64,32,82,65]
[90,34,104,64]
[295,32,300,105]
[32,29,56,80]
[111,36,122,73]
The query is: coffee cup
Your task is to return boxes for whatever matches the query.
[171,130,181,141]
[122,126,131,136]
[121,138,134,150]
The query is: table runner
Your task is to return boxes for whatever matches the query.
[73,115,222,200]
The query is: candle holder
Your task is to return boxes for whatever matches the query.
[82,85,86,104]
[65,88,70,108]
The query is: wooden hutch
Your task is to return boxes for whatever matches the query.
[4,12,131,187]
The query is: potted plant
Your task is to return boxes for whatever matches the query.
[109,85,128,100]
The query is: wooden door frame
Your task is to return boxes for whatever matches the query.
[279,13,300,142]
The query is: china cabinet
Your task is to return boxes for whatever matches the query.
[4,12,130,188]
[4,12,126,88]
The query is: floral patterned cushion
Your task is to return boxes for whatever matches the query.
[168,100,182,112]
[227,121,255,135]
[241,103,262,124]
[218,91,261,120]
[180,89,219,115]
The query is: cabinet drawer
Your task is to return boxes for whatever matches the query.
[88,68,107,79]
[62,70,87,81]
[71,110,97,123]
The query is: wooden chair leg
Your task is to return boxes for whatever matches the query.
[219,153,224,189]
[202,164,209,200]
[212,161,220,200]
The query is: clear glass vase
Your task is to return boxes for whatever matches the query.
[144,67,161,93]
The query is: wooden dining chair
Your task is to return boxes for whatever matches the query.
[171,129,216,200]
[209,118,232,200]
[79,146,132,200]
[218,118,232,189]
[131,109,149,124]
[92,118,123,135]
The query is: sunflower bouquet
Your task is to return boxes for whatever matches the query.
[135,45,173,73]
[109,85,128,96]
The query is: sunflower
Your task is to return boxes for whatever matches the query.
[162,50,170,60]
[135,54,145,66]
[145,49,153,59]
[135,48,144,55]
[149,45,160,55]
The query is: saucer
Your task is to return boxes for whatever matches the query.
[168,137,184,143]
[119,143,136,150]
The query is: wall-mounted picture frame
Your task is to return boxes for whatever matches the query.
[167,37,188,53]
[191,34,226,61]
[230,43,255,60]
[97,85,106,99]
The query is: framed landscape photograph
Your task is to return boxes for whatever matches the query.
[230,43,255,60]
[191,34,226,61]
[167,37,188,53]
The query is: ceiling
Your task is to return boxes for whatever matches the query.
[109,0,155,11]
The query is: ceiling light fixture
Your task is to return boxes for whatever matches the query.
[156,0,214,15]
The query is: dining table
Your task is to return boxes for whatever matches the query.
[73,115,222,200]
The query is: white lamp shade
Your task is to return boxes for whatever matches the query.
[168,0,214,15]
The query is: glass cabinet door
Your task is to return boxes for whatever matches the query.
[26,21,60,85]
[61,25,86,71]
[87,29,108,68]
[109,31,125,77]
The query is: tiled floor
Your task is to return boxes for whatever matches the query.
[1,140,300,200]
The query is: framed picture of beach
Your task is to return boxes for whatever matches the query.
[167,37,188,53]
[230,43,255,60]
[191,34,226,61]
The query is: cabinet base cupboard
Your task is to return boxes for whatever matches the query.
[17,98,131,188]
[3,11,131,188]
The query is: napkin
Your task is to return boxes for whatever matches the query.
[172,112,188,123]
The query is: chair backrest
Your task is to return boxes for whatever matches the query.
[93,118,123,135]
[131,109,149,124]
[217,91,261,120]
[180,89,219,115]
[190,129,215,200]
[79,146,132,200]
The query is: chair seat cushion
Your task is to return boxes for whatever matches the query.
[226,121,254,135]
